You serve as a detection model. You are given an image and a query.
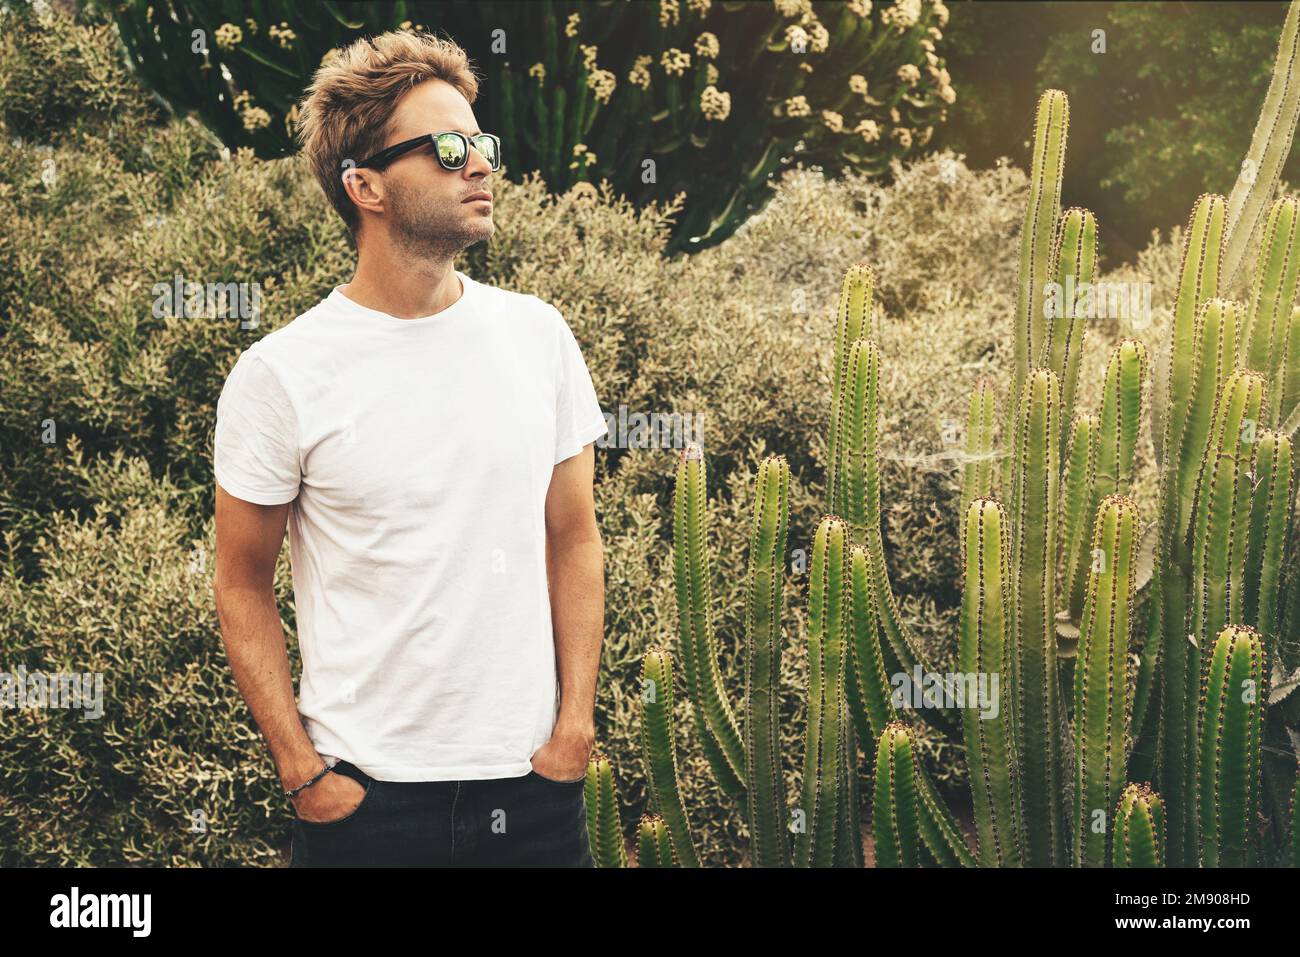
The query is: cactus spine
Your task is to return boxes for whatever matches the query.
[1072,496,1138,867]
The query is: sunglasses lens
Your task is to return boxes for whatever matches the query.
[473,135,500,169]
[435,132,468,168]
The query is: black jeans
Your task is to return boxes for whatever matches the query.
[289,760,595,867]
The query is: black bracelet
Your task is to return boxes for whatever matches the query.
[285,761,334,799]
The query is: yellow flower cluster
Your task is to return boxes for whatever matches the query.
[660,0,680,27]
[570,143,598,169]
[565,12,580,37]
[588,68,617,104]
[267,21,296,49]
[881,0,922,32]
[705,63,718,84]
[661,48,691,76]
[214,22,242,50]
[700,85,731,121]
[892,127,913,149]
[849,74,868,95]
[932,0,950,28]
[897,63,920,85]
[854,118,880,142]
[804,20,829,52]
[784,95,810,117]
[773,0,809,17]
[686,0,711,14]
[628,55,652,89]
[243,106,270,131]
[847,0,872,15]
[821,110,844,133]
[529,62,545,83]
[694,31,719,59]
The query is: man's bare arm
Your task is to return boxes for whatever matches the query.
[213,485,328,793]
[538,442,604,778]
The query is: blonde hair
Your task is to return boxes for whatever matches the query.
[296,30,482,236]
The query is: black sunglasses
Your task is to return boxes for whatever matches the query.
[356,131,501,171]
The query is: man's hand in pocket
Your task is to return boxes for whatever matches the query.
[291,771,367,823]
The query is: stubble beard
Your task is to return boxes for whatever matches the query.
[387,178,494,262]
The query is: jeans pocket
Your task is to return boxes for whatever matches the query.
[294,772,377,828]
[527,769,586,788]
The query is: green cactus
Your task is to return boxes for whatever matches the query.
[1154,288,1237,866]
[832,325,954,734]
[585,751,628,868]
[796,516,853,868]
[638,647,700,867]
[959,497,1021,867]
[871,722,922,868]
[1197,625,1266,868]
[1009,367,1066,867]
[1072,495,1138,868]
[1114,783,1166,868]
[635,814,675,868]
[1060,413,1098,618]
[1009,89,1069,467]
[1190,370,1267,654]
[1221,0,1300,287]
[673,444,747,801]
[1243,429,1293,646]
[959,379,999,522]
[1044,207,1098,431]
[743,455,793,867]
[1242,197,1300,388]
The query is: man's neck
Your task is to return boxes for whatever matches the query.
[340,246,463,320]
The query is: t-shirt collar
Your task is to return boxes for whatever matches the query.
[327,269,475,325]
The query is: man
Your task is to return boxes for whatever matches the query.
[212,30,607,867]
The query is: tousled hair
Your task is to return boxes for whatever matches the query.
[296,30,481,236]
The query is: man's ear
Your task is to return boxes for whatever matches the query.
[342,164,385,218]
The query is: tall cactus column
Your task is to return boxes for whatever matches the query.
[1072,496,1138,867]
[959,498,1021,866]
[1198,625,1266,868]
[796,517,852,867]
[1010,368,1066,867]
[743,455,792,867]
[1008,90,1069,475]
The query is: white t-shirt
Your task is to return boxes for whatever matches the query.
[213,269,608,781]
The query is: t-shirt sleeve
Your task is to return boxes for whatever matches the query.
[213,351,302,505]
[551,308,608,465]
